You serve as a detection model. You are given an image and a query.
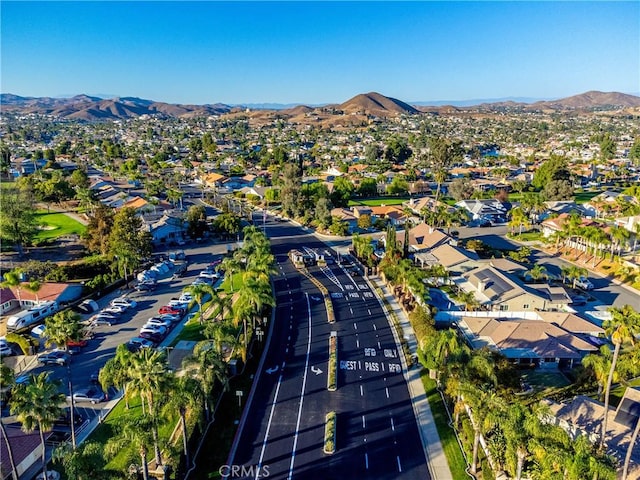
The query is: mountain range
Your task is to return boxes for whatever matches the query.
[1,90,639,121]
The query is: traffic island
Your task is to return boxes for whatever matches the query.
[328,331,337,392]
[324,411,337,455]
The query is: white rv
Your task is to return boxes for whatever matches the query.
[6,301,59,331]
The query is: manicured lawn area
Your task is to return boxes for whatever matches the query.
[34,210,86,240]
[420,372,468,479]
[219,273,243,294]
[509,230,543,242]
[574,190,603,204]
[348,196,410,207]
[520,370,571,389]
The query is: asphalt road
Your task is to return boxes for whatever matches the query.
[455,225,640,310]
[229,213,429,479]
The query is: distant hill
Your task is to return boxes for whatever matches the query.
[339,92,419,116]
[0,94,231,120]
[532,91,640,110]
[2,90,638,121]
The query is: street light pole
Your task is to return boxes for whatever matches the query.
[67,366,76,449]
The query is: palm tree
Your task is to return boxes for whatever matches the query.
[183,344,228,421]
[0,364,18,480]
[203,320,237,356]
[600,305,640,450]
[236,274,275,330]
[24,280,42,303]
[560,264,572,285]
[211,292,233,323]
[457,290,480,311]
[219,255,242,293]
[10,372,65,480]
[609,225,630,259]
[526,264,548,283]
[185,283,214,324]
[162,376,203,468]
[106,417,154,480]
[99,344,134,409]
[1,270,22,303]
[582,346,615,401]
[566,265,588,289]
[127,348,170,466]
[44,310,82,350]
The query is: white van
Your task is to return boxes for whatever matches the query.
[7,301,59,331]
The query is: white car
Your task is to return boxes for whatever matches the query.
[169,299,189,308]
[199,271,219,280]
[157,313,181,323]
[140,324,167,336]
[146,317,173,328]
[111,297,137,309]
[103,305,125,315]
[178,294,193,303]
[575,277,594,290]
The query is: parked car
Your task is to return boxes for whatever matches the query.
[74,299,99,314]
[0,342,13,357]
[38,350,70,366]
[96,311,120,320]
[111,297,138,309]
[192,277,212,286]
[157,313,181,323]
[68,387,106,404]
[140,324,167,337]
[575,277,594,290]
[89,315,114,327]
[145,317,173,328]
[127,337,156,352]
[103,305,125,316]
[159,305,185,316]
[30,324,47,338]
[139,331,164,343]
[135,282,156,292]
[66,338,89,355]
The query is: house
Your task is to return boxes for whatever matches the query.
[540,212,598,239]
[418,243,479,275]
[539,201,595,221]
[369,205,405,226]
[461,266,571,312]
[404,196,451,216]
[585,190,639,218]
[331,208,358,232]
[0,425,52,480]
[456,312,602,368]
[239,186,268,200]
[200,172,227,188]
[0,282,83,314]
[351,206,373,218]
[456,199,510,224]
[542,387,640,475]
[143,212,187,245]
[391,223,453,254]
[120,196,152,214]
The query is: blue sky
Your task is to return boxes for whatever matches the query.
[2,1,638,105]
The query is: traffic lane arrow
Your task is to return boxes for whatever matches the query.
[266,366,279,374]
[310,366,322,375]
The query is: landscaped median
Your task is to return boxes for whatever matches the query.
[323,411,337,454]
[328,331,337,392]
[300,270,335,323]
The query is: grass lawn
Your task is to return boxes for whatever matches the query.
[219,273,243,294]
[420,372,468,479]
[34,210,86,240]
[348,196,410,207]
[574,190,603,204]
[520,370,571,390]
[509,230,543,242]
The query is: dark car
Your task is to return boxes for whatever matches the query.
[479,221,492,228]
[38,350,70,366]
[139,331,164,343]
[127,337,156,352]
[135,283,156,292]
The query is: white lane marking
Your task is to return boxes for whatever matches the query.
[368,309,372,315]
[286,348,289,354]
[350,307,353,315]
[377,341,381,349]
[362,415,366,429]
[288,336,290,341]
[390,417,395,431]
[256,368,285,476]
[353,322,357,330]
[397,456,402,473]
[356,336,360,348]
[386,387,390,398]
[287,293,313,480]
[365,453,369,469]
[360,385,364,396]
[373,323,377,331]
[358,360,361,369]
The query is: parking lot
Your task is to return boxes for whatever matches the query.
[1,240,232,429]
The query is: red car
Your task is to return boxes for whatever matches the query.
[67,338,88,348]
[158,305,184,316]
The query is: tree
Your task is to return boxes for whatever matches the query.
[448,177,474,201]
[52,441,105,480]
[0,188,38,256]
[10,372,65,480]
[280,163,302,218]
[314,197,331,228]
[386,176,409,196]
[0,364,18,480]
[185,205,207,239]
[183,344,228,420]
[108,207,152,284]
[599,133,616,162]
[330,176,354,207]
[566,265,587,289]
[162,376,203,468]
[582,346,615,401]
[99,344,134,409]
[428,137,462,207]
[126,349,170,466]
[532,155,570,190]
[526,264,547,283]
[44,310,82,350]
[600,305,640,450]
[106,417,154,480]
[357,214,372,229]
[185,283,214,324]
[357,177,378,197]
[543,178,574,201]
[83,204,114,255]
[384,137,412,163]
[1,270,23,302]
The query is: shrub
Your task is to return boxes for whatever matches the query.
[328,334,338,391]
[324,411,337,454]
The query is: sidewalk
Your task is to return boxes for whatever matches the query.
[367,274,453,480]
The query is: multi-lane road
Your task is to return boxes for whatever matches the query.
[228,213,430,479]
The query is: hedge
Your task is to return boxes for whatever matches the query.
[323,411,337,454]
